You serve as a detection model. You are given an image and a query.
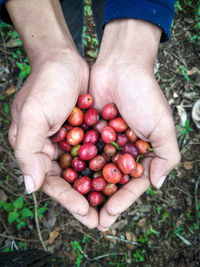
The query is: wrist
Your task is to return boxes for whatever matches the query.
[5,0,79,66]
[97,19,161,70]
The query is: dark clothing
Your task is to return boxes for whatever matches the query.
[0,0,175,44]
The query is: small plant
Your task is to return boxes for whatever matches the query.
[133,249,146,262]
[145,186,156,196]
[71,241,83,267]
[16,61,30,80]
[0,196,33,230]
[179,118,193,136]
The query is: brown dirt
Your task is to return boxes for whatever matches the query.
[0,1,200,266]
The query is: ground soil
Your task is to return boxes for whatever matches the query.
[0,2,200,267]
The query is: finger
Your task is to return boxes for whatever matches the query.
[15,97,54,193]
[98,157,152,230]
[72,207,98,229]
[149,118,181,188]
[41,174,90,218]
[89,65,113,110]
[8,121,17,149]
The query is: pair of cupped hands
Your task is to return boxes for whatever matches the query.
[8,33,180,232]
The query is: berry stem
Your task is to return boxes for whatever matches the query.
[110,141,123,151]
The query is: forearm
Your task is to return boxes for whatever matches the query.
[6,0,77,66]
[97,19,161,70]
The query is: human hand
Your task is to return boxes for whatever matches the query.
[9,53,98,228]
[89,19,181,231]
[6,0,99,229]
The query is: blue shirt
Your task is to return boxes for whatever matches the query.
[0,0,175,42]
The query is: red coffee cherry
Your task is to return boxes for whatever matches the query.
[77,94,94,109]
[73,177,92,194]
[79,143,97,161]
[102,163,122,184]
[102,103,118,120]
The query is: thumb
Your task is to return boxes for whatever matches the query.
[149,120,181,189]
[15,100,54,194]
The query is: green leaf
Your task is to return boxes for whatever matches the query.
[17,221,26,230]
[8,211,19,223]
[21,207,33,219]
[13,196,24,209]
[181,128,187,136]
[3,202,13,212]
[37,207,47,218]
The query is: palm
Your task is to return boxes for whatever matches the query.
[9,58,98,229]
[90,63,180,230]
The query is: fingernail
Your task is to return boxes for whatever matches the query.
[24,175,35,194]
[156,176,166,189]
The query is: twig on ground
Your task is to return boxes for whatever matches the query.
[106,235,141,246]
[79,248,126,262]
[0,183,20,197]
[0,233,39,243]
[33,192,47,251]
[194,175,200,225]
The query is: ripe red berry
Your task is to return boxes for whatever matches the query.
[73,177,92,195]
[101,126,116,144]
[87,191,103,207]
[61,168,78,183]
[77,94,94,109]
[123,143,139,159]
[67,107,83,126]
[119,174,130,185]
[81,123,90,132]
[66,127,84,146]
[79,143,97,161]
[89,155,106,171]
[118,153,136,174]
[102,103,118,120]
[112,152,122,164]
[83,130,99,144]
[92,177,107,191]
[125,129,138,143]
[93,119,108,134]
[102,163,122,184]
[109,117,128,133]
[84,108,100,126]
[101,152,111,163]
[63,123,73,132]
[58,140,71,152]
[116,134,128,147]
[59,153,73,169]
[135,140,151,155]
[72,157,86,172]
[102,183,117,196]
[130,163,144,178]
[51,127,66,143]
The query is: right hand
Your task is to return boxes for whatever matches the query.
[9,52,98,229]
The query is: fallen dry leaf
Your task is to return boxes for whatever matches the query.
[177,105,187,126]
[6,38,22,48]
[6,85,16,96]
[186,67,197,76]
[46,230,59,245]
[137,217,147,227]
[125,232,132,241]
[104,229,117,242]
[183,161,193,170]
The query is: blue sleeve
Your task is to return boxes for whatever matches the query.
[103,0,175,42]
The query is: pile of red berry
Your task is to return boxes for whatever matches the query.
[51,94,152,207]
